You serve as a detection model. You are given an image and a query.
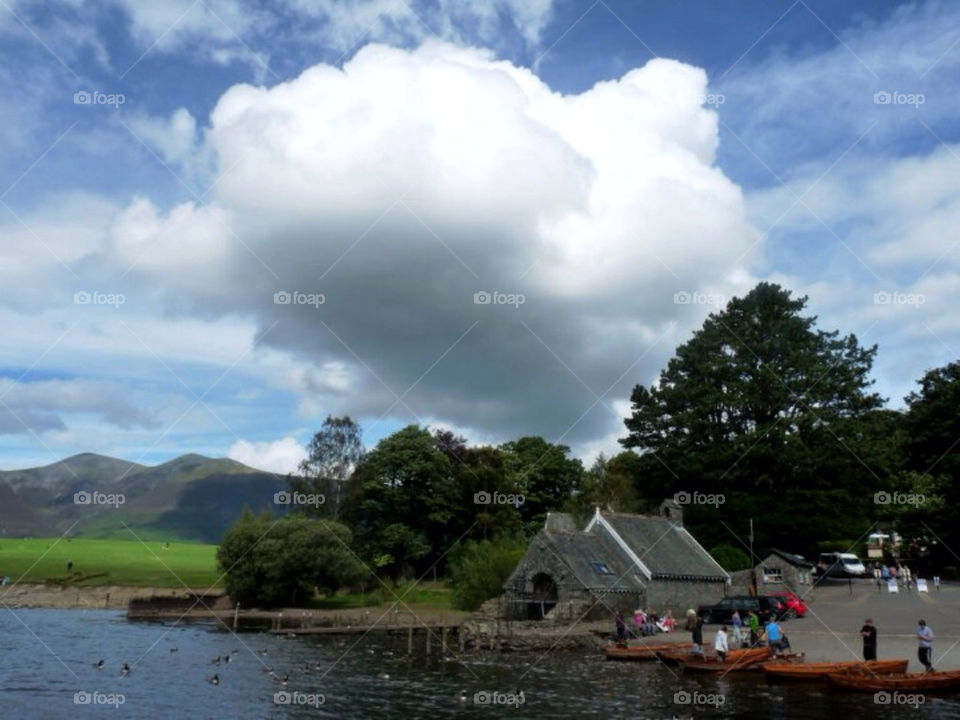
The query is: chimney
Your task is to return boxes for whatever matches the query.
[659,498,683,527]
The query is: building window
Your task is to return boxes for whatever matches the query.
[591,562,614,575]
[762,567,783,583]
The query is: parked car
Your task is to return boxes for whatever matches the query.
[769,590,808,618]
[697,595,789,624]
[817,552,868,578]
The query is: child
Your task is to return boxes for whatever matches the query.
[714,625,729,662]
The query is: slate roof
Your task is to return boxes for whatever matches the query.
[594,512,729,581]
[536,525,646,592]
[764,548,814,568]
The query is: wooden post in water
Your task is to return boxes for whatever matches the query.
[407,626,413,654]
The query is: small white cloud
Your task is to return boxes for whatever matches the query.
[228,436,306,474]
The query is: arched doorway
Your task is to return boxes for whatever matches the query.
[529,573,558,620]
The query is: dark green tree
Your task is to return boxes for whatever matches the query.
[902,361,960,574]
[568,452,640,522]
[342,425,459,580]
[500,436,584,530]
[447,532,528,611]
[217,510,366,607]
[621,282,886,554]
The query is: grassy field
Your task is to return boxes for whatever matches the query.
[0,537,221,588]
[0,539,458,613]
[308,581,455,611]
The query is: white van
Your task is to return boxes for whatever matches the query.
[818,552,868,578]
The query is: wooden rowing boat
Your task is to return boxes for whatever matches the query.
[764,659,908,680]
[752,652,806,671]
[828,669,960,693]
[657,646,766,666]
[680,647,771,673]
[604,642,692,661]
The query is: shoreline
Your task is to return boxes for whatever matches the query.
[0,583,223,610]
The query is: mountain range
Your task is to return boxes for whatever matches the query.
[0,453,287,543]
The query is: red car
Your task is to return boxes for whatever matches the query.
[770,590,808,618]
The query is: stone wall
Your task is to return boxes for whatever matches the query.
[645,578,726,614]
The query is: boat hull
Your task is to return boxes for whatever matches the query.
[680,648,771,673]
[603,642,692,661]
[828,669,960,693]
[765,659,908,680]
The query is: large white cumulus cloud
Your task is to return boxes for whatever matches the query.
[97,42,760,448]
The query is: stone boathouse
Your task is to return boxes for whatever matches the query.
[502,500,729,621]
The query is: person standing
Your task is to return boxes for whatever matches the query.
[917,619,934,673]
[614,610,627,646]
[860,619,878,661]
[934,575,941,592]
[692,616,704,656]
[748,610,760,647]
[714,625,729,662]
[764,616,783,657]
[731,610,743,647]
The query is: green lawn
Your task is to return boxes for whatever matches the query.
[0,538,221,588]
[308,581,456,612]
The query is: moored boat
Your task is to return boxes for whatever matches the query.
[828,669,960,693]
[752,652,806,671]
[603,642,692,661]
[680,647,771,673]
[764,659,908,680]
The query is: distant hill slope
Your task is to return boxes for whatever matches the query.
[0,453,287,543]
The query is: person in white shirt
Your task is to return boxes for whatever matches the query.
[714,625,729,662]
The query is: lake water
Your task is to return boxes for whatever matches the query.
[3,609,960,719]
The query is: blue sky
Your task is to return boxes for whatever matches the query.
[1,0,958,472]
